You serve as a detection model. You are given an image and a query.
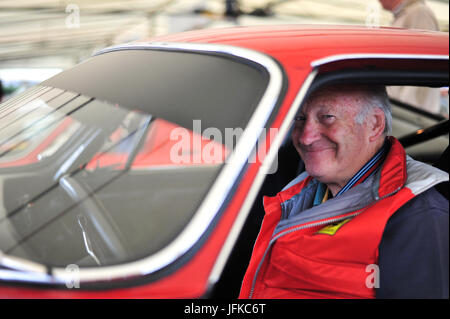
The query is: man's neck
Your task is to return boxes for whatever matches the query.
[327,138,389,197]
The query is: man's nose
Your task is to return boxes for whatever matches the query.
[296,119,321,146]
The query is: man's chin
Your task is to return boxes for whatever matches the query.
[304,167,327,181]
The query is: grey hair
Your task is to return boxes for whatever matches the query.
[354,85,392,136]
[308,84,392,136]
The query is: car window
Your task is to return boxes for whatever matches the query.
[0,47,269,270]
[387,85,449,117]
[0,89,227,268]
[389,85,448,163]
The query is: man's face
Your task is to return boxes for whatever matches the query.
[291,89,373,189]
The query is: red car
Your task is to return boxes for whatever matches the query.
[0,25,448,298]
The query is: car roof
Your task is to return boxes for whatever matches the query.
[141,25,449,69]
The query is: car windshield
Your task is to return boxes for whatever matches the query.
[0,50,270,269]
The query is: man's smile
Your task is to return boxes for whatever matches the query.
[299,142,336,154]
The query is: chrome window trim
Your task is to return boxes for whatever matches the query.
[0,42,285,285]
[311,53,449,68]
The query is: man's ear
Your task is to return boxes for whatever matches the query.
[368,108,386,142]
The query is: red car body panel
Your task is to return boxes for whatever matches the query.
[152,25,448,68]
[0,25,447,298]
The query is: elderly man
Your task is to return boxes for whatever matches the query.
[239,84,448,299]
[379,0,441,113]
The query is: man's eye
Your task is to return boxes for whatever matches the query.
[320,114,335,122]
[294,116,306,121]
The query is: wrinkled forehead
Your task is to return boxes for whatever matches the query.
[300,85,367,113]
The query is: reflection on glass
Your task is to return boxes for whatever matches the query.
[0,87,227,268]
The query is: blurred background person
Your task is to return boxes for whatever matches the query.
[379,0,441,114]
[379,0,439,30]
